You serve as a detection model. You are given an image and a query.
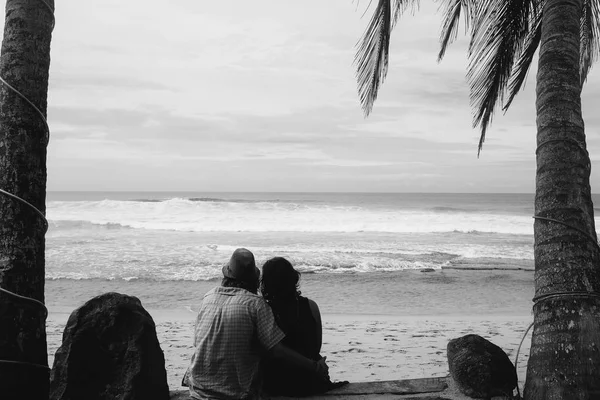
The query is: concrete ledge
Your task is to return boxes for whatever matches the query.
[169,376,463,399]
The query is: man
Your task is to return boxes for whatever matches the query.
[187,248,329,400]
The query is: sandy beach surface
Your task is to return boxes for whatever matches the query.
[45,268,534,393]
[47,307,532,392]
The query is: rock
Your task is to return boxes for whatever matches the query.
[420,268,436,273]
[50,292,169,400]
[447,334,517,399]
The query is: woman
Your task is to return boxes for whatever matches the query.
[260,257,346,396]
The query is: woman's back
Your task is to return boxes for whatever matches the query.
[276,295,319,358]
[263,295,330,396]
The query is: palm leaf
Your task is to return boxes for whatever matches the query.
[437,0,477,61]
[581,0,600,85]
[467,0,534,155]
[393,0,420,27]
[355,0,420,117]
[504,3,543,110]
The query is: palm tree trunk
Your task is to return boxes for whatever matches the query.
[0,0,54,399]
[524,0,600,398]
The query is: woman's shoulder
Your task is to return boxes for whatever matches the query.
[298,296,321,320]
[305,297,319,310]
[297,295,316,307]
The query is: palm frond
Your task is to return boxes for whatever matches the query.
[355,0,392,117]
[437,0,477,61]
[392,0,420,27]
[355,0,419,117]
[504,5,542,110]
[467,0,535,155]
[580,0,600,85]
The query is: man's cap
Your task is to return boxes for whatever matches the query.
[222,248,260,283]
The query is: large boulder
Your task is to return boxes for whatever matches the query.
[50,292,169,400]
[447,334,517,399]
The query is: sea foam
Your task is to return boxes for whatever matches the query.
[45,194,542,281]
[47,198,535,235]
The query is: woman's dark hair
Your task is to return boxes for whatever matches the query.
[260,257,301,302]
[260,257,302,333]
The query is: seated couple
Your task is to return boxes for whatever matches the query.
[185,248,347,400]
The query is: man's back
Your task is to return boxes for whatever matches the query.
[189,286,284,400]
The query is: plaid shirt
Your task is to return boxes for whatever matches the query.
[189,286,285,400]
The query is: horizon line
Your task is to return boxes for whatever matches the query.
[47,190,541,194]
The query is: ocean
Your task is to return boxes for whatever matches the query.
[44,191,565,316]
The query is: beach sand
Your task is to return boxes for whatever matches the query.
[47,307,532,393]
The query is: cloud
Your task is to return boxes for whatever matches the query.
[10,0,596,192]
[304,159,400,167]
[51,72,174,91]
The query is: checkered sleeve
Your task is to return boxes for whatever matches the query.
[255,299,285,351]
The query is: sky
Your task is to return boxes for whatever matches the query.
[7,0,600,192]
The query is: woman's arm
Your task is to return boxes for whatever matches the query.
[269,342,329,380]
[307,298,322,354]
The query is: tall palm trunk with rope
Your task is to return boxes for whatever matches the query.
[524,0,600,397]
[355,0,600,396]
[0,0,54,399]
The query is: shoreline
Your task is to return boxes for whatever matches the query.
[44,264,536,282]
[45,269,535,317]
[442,257,534,271]
[441,266,533,271]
